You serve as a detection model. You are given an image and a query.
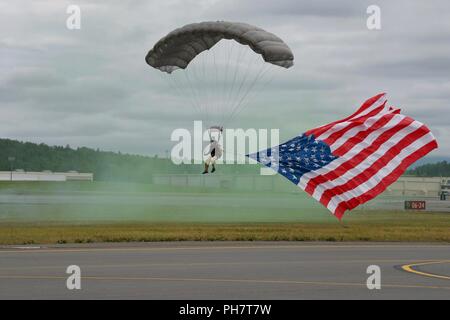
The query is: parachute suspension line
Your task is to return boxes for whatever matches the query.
[202,49,211,127]
[232,64,273,123]
[162,65,201,120]
[162,75,198,120]
[223,62,272,126]
[167,40,275,128]
[194,49,211,126]
[221,48,252,125]
[187,56,204,116]
[222,48,256,125]
[214,42,223,124]
[221,43,246,126]
[172,73,197,118]
[205,48,214,127]
[214,42,224,126]
[225,66,276,126]
[217,40,234,128]
[230,44,250,122]
[192,59,212,123]
[183,70,204,120]
[159,72,202,120]
[212,49,220,126]
[200,48,210,126]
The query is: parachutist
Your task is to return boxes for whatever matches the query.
[203,137,222,174]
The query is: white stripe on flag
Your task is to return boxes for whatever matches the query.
[316,95,387,141]
[329,109,397,152]
[350,94,387,119]
[298,114,406,191]
[326,132,436,213]
[312,120,424,200]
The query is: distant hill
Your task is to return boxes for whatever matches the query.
[407,155,450,169]
[406,161,450,177]
[2,138,447,182]
[0,138,257,182]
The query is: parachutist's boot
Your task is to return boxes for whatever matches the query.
[211,165,216,173]
[202,164,209,174]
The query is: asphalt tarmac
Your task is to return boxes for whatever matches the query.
[0,242,449,299]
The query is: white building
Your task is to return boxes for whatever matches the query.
[152,173,449,198]
[0,171,93,182]
[387,176,448,197]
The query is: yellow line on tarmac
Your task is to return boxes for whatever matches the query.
[0,259,423,271]
[0,274,449,290]
[401,260,450,280]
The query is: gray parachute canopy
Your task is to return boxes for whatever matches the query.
[146,21,294,73]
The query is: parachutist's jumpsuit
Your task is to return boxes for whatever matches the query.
[203,141,222,173]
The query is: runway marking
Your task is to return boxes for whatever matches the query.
[0,274,449,290]
[0,259,425,271]
[0,244,449,254]
[401,260,450,280]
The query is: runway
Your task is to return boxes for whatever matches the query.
[0,242,449,299]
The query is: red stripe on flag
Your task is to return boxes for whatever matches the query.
[304,115,413,195]
[331,108,400,156]
[322,103,387,146]
[332,112,408,156]
[333,140,438,219]
[319,125,430,207]
[305,93,386,137]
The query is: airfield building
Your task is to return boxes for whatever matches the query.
[152,174,449,198]
[0,171,93,182]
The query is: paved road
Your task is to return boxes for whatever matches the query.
[0,242,449,299]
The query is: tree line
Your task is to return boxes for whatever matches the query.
[406,161,450,177]
[3,138,447,182]
[0,138,257,182]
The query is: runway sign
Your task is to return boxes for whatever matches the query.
[404,200,426,210]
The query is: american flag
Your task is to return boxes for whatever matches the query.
[248,93,438,219]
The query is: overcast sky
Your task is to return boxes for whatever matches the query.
[1,0,449,158]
